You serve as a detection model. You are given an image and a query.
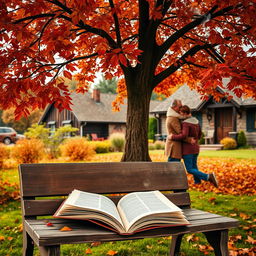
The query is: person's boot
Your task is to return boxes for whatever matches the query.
[208,172,218,188]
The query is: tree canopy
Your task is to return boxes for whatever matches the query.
[1,0,256,160]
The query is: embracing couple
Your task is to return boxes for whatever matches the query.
[165,99,218,187]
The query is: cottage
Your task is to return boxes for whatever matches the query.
[39,89,159,139]
[150,83,256,146]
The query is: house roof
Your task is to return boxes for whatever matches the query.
[151,81,256,114]
[71,92,126,123]
[151,84,203,113]
[40,91,160,123]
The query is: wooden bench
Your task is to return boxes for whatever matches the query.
[19,162,238,256]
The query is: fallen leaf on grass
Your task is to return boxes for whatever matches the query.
[245,236,256,245]
[0,236,5,241]
[85,248,92,254]
[240,213,250,220]
[60,226,72,231]
[107,250,118,255]
[91,241,101,247]
[186,234,199,242]
[208,197,216,202]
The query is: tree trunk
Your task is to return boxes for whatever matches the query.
[121,73,152,162]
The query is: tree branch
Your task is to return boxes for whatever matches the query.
[109,0,122,47]
[138,0,150,48]
[153,44,214,86]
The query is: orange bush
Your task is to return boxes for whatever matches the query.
[220,137,237,149]
[0,143,9,169]
[11,139,45,164]
[60,137,96,161]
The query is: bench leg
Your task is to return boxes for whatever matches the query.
[203,230,229,256]
[169,234,184,256]
[23,231,34,256]
[39,245,60,256]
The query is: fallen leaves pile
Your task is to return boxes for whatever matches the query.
[191,158,256,195]
[0,180,20,205]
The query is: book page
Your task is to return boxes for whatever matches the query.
[117,191,183,232]
[58,190,123,227]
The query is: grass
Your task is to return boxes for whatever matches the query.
[150,148,256,159]
[199,149,256,159]
[0,191,255,256]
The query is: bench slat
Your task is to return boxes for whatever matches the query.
[19,162,188,197]
[25,209,238,246]
[23,192,191,216]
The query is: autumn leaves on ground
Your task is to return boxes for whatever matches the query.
[0,152,256,255]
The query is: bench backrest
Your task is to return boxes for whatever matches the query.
[19,162,190,218]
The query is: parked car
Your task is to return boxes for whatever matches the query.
[0,127,22,145]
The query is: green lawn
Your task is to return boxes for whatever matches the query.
[199,149,256,159]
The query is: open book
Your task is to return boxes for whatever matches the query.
[54,189,189,235]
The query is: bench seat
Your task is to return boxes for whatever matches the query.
[25,209,238,246]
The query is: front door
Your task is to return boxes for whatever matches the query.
[215,108,233,142]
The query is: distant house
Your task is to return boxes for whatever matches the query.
[150,83,256,146]
[39,89,159,139]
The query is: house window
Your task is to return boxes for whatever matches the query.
[246,108,256,132]
[48,121,56,136]
[62,120,72,138]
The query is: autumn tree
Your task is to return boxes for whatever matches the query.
[2,108,43,133]
[0,1,256,161]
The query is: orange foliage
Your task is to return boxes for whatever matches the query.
[0,144,9,169]
[0,180,19,205]
[0,1,255,118]
[191,158,256,196]
[60,137,96,161]
[11,139,45,164]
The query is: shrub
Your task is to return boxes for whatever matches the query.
[88,140,112,153]
[24,124,50,143]
[154,140,165,150]
[220,137,237,150]
[237,130,247,148]
[148,117,157,140]
[11,139,45,163]
[109,133,125,152]
[0,143,9,168]
[199,131,205,145]
[25,124,79,158]
[60,137,96,161]
[148,143,155,150]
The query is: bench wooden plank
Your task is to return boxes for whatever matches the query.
[25,209,238,246]
[19,162,188,197]
[22,192,191,216]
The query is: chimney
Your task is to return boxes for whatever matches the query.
[92,89,100,102]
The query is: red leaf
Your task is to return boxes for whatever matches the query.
[63,70,72,80]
